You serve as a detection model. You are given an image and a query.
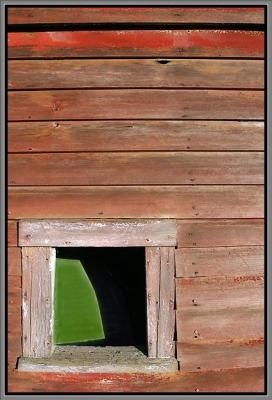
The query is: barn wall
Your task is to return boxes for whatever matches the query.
[7,7,265,393]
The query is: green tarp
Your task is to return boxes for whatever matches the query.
[54,258,105,345]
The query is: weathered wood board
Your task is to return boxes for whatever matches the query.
[177,219,264,247]
[8,59,264,89]
[8,121,264,152]
[8,152,264,186]
[176,276,264,310]
[7,367,265,393]
[8,7,265,24]
[177,341,264,371]
[8,185,264,219]
[176,308,264,342]
[157,247,175,358]
[145,247,160,358]
[8,89,264,121]
[175,246,264,277]
[8,220,17,246]
[8,247,21,276]
[19,219,177,247]
[8,30,264,58]
[21,247,55,358]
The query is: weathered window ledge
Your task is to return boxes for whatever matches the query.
[18,346,178,373]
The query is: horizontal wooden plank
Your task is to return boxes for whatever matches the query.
[7,366,265,393]
[19,219,177,247]
[8,220,17,246]
[8,152,264,186]
[176,276,264,310]
[177,219,264,247]
[8,185,264,219]
[8,120,264,153]
[8,7,264,24]
[8,90,264,121]
[177,341,264,371]
[175,246,264,277]
[8,59,264,89]
[8,30,264,59]
[176,307,264,342]
[8,247,21,276]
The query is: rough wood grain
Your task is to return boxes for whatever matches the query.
[175,246,264,277]
[8,220,17,246]
[18,346,178,373]
[8,247,21,276]
[8,89,264,121]
[8,59,264,89]
[8,185,264,219]
[19,219,177,247]
[8,30,264,59]
[157,247,175,358]
[22,247,55,358]
[177,340,264,371]
[7,121,265,152]
[177,219,264,247]
[176,276,264,310]
[8,152,264,186]
[145,247,160,358]
[7,366,265,393]
[8,275,21,290]
[8,335,22,368]
[8,312,21,335]
[8,291,21,311]
[8,7,265,24]
[176,307,264,342]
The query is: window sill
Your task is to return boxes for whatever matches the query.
[17,346,178,373]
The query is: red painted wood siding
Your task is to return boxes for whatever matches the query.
[7,5,265,393]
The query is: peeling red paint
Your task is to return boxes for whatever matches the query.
[233,275,264,283]
[8,30,264,58]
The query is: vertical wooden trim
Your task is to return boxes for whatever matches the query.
[157,247,176,358]
[146,247,176,358]
[145,247,160,358]
[22,247,55,357]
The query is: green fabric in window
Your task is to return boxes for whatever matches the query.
[54,258,105,344]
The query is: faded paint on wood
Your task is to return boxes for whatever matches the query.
[8,59,264,89]
[9,186,264,219]
[177,219,264,247]
[177,340,264,371]
[8,247,21,276]
[19,219,177,247]
[176,307,264,342]
[157,247,175,358]
[22,247,55,357]
[8,121,264,153]
[145,247,160,358]
[7,366,265,393]
[175,246,264,277]
[9,152,264,186]
[8,220,17,246]
[176,276,264,310]
[8,89,264,121]
[8,7,265,24]
[8,30,264,58]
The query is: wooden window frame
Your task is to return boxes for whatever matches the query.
[19,219,177,360]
